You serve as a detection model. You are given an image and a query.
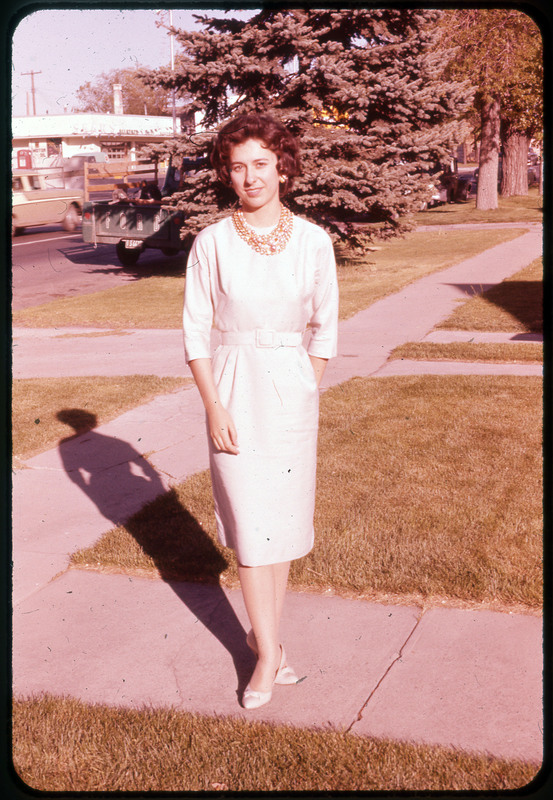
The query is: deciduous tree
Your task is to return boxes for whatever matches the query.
[75,67,171,116]
[440,9,543,206]
[499,21,543,197]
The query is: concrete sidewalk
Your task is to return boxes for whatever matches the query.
[12,225,543,766]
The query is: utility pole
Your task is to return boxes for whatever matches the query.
[156,10,177,135]
[22,70,41,115]
[170,10,176,136]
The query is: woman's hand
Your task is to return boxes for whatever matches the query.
[309,355,329,388]
[207,403,240,454]
[189,358,239,455]
[188,358,240,455]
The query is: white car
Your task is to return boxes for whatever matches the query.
[12,169,83,235]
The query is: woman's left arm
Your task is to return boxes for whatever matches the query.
[307,232,339,374]
[309,355,329,388]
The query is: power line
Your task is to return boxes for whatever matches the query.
[21,70,42,115]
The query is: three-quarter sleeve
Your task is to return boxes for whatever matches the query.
[182,234,214,363]
[307,233,339,359]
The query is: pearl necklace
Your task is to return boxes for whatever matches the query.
[232,205,294,255]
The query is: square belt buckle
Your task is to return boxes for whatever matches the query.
[256,329,275,348]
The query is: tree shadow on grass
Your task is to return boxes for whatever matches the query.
[449,280,543,333]
[56,408,253,696]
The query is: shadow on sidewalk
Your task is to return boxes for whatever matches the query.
[56,408,253,696]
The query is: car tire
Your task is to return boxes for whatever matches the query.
[161,247,180,257]
[62,203,81,231]
[116,240,142,267]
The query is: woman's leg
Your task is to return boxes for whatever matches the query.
[238,561,290,692]
[273,560,291,628]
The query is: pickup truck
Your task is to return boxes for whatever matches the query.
[82,200,187,267]
[81,156,205,267]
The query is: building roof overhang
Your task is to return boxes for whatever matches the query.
[12,113,177,139]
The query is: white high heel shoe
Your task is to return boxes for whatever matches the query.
[242,683,273,710]
[246,631,299,686]
[243,646,279,710]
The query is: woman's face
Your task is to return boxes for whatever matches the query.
[228,138,281,215]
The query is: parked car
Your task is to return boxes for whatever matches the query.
[12,169,84,235]
[527,162,541,186]
[421,159,474,209]
[472,162,540,188]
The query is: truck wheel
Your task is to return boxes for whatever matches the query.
[161,247,180,257]
[116,240,142,267]
[62,203,81,231]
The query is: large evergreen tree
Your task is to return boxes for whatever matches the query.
[140,8,472,247]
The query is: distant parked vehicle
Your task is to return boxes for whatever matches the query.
[424,160,473,208]
[527,162,541,186]
[12,169,83,235]
[472,162,540,188]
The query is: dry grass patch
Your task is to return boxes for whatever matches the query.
[12,276,185,329]
[305,375,542,609]
[12,695,540,792]
[413,188,543,226]
[390,341,543,363]
[12,228,526,328]
[70,375,542,610]
[71,477,225,584]
[438,257,543,334]
[12,375,190,462]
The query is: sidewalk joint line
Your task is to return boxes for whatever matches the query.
[346,608,427,734]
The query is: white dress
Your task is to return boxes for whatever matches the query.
[182,213,338,566]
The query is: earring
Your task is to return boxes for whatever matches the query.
[279,175,286,184]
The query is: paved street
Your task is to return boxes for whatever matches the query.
[11,228,185,310]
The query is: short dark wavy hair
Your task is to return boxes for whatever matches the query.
[210,113,300,196]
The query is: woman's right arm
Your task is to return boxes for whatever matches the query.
[188,358,240,455]
[184,236,239,455]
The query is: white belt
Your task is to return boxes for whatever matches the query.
[220,329,303,348]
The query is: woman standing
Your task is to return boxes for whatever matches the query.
[183,113,338,709]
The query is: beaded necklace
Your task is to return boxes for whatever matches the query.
[232,205,294,255]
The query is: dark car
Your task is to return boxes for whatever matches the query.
[473,162,540,188]
[432,161,474,204]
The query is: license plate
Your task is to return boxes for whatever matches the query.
[125,239,142,249]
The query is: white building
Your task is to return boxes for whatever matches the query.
[11,112,185,167]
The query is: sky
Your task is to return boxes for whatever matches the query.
[11,7,255,117]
